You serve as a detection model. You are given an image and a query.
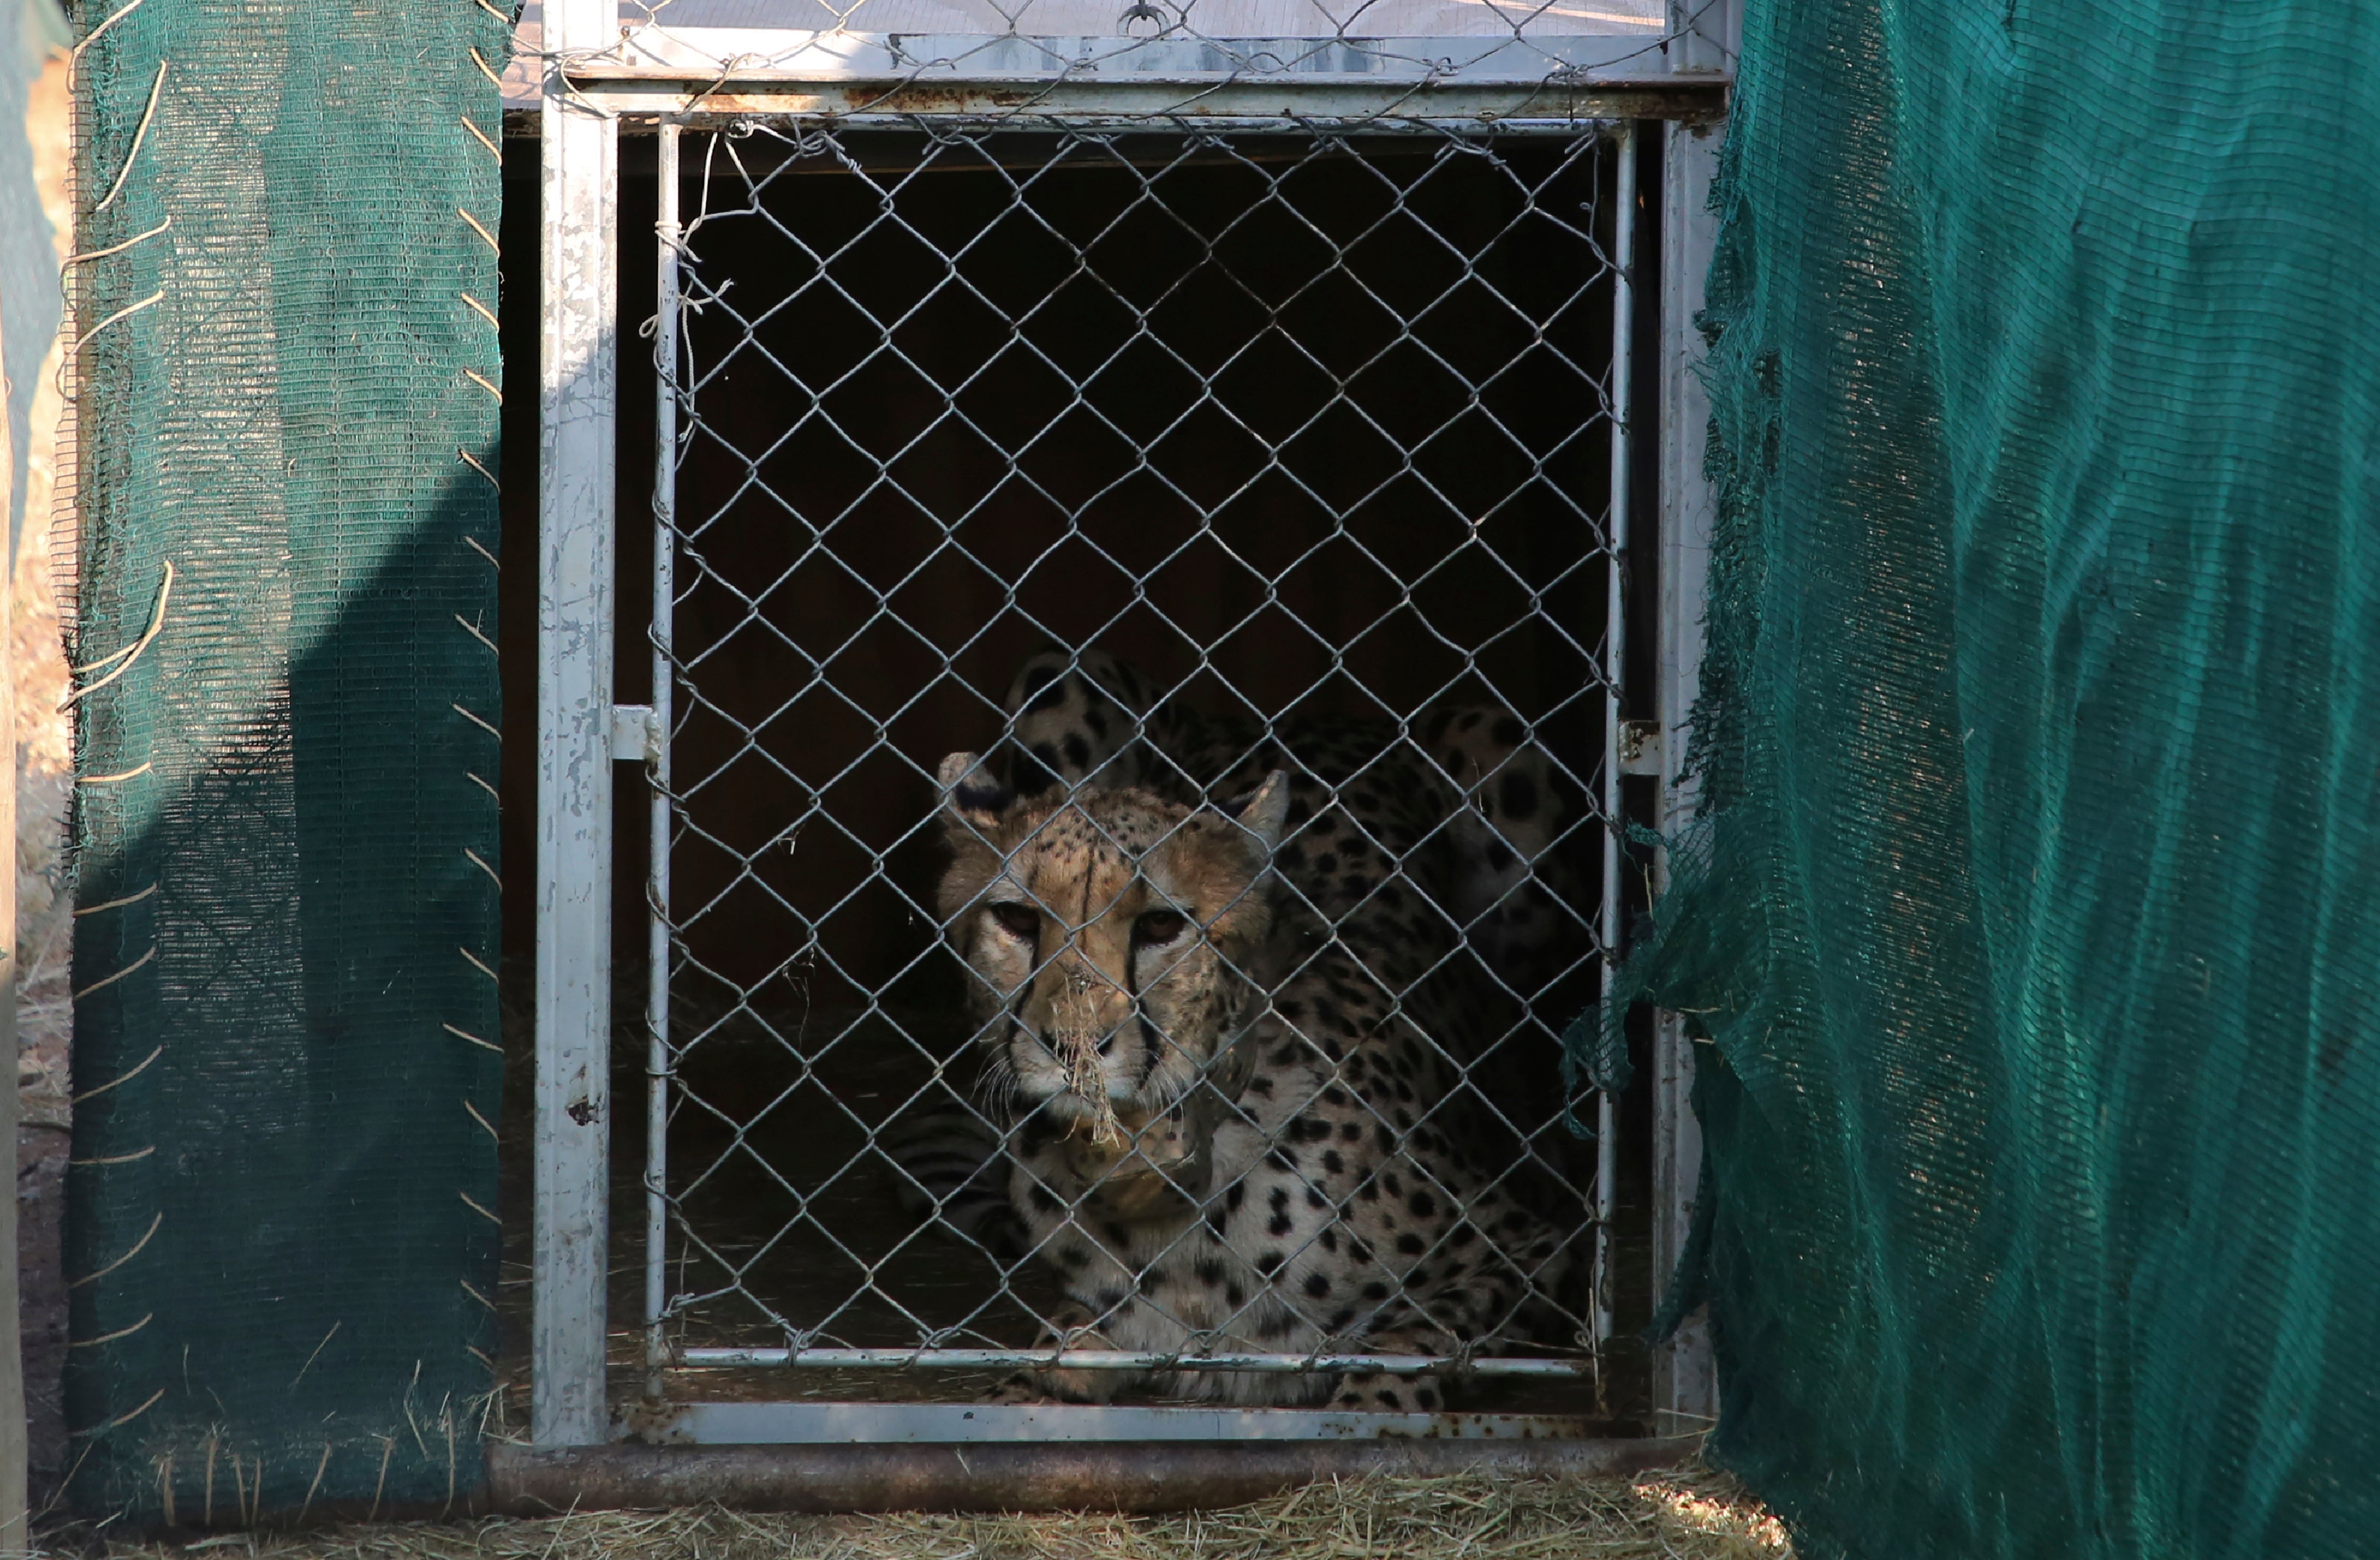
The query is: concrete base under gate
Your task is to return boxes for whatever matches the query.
[484,1436,1701,1514]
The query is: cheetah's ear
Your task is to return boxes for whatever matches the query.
[937,751,1014,835]
[1219,769,1291,853]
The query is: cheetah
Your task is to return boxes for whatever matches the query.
[930,699,1579,1410]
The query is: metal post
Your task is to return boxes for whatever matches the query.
[646,119,681,1397]
[1647,0,1735,1436]
[535,0,620,1448]
[1591,121,1636,1354]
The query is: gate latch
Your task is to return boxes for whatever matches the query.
[612,703,659,764]
[1618,720,1663,778]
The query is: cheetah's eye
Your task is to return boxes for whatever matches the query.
[1135,909,1189,945]
[987,903,1040,942]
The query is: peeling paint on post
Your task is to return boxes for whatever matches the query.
[535,0,619,1450]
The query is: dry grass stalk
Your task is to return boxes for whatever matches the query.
[65,1467,1789,1560]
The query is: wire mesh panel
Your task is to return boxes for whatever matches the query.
[640,116,1638,1422]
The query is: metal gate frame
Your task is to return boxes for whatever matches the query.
[530,0,1735,1451]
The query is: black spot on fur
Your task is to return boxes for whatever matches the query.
[1362,1281,1389,1300]
[1258,1252,1285,1275]
[1226,1183,1247,1210]
[1499,771,1538,820]
[1322,1150,1344,1175]
[1304,1273,1332,1298]
[1408,1191,1436,1218]
[1414,1386,1440,1410]
[1195,1258,1228,1287]
[1268,1214,1294,1237]
[1063,733,1091,770]
[1227,1284,1247,1308]
[1395,1233,1425,1255]
[1305,1187,1328,1210]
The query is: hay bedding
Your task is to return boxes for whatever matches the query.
[66,1470,1788,1560]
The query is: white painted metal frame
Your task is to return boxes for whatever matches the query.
[535,0,622,1450]
[535,0,1734,1446]
[1647,0,1733,1438]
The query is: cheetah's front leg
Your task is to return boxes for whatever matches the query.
[1329,1322,1458,1415]
[981,1301,1129,1405]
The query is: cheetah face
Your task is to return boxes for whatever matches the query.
[935,752,1288,1132]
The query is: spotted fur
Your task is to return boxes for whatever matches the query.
[931,726,1573,1411]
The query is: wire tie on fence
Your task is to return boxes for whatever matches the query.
[72,943,156,1000]
[73,1043,161,1103]
[460,1279,497,1312]
[453,701,500,739]
[460,1191,501,1226]
[74,883,157,917]
[465,1344,495,1370]
[68,1145,155,1166]
[458,207,499,254]
[466,770,501,805]
[290,1321,341,1389]
[463,368,502,404]
[461,291,500,330]
[61,560,174,710]
[463,114,501,160]
[69,1385,164,1436]
[463,1098,499,1142]
[457,448,501,493]
[469,46,504,88]
[61,215,170,281]
[456,613,498,656]
[69,1209,162,1289]
[60,289,163,396]
[459,946,500,983]
[69,1313,152,1348]
[444,1022,501,1054]
[474,0,509,21]
[78,762,152,785]
[93,61,168,214]
[463,848,502,890]
[69,0,158,62]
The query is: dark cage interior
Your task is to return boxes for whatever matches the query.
[558,121,1660,1421]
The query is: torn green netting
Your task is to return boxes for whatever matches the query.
[1583,1,2380,1556]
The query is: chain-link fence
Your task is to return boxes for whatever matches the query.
[629,113,1648,1428]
